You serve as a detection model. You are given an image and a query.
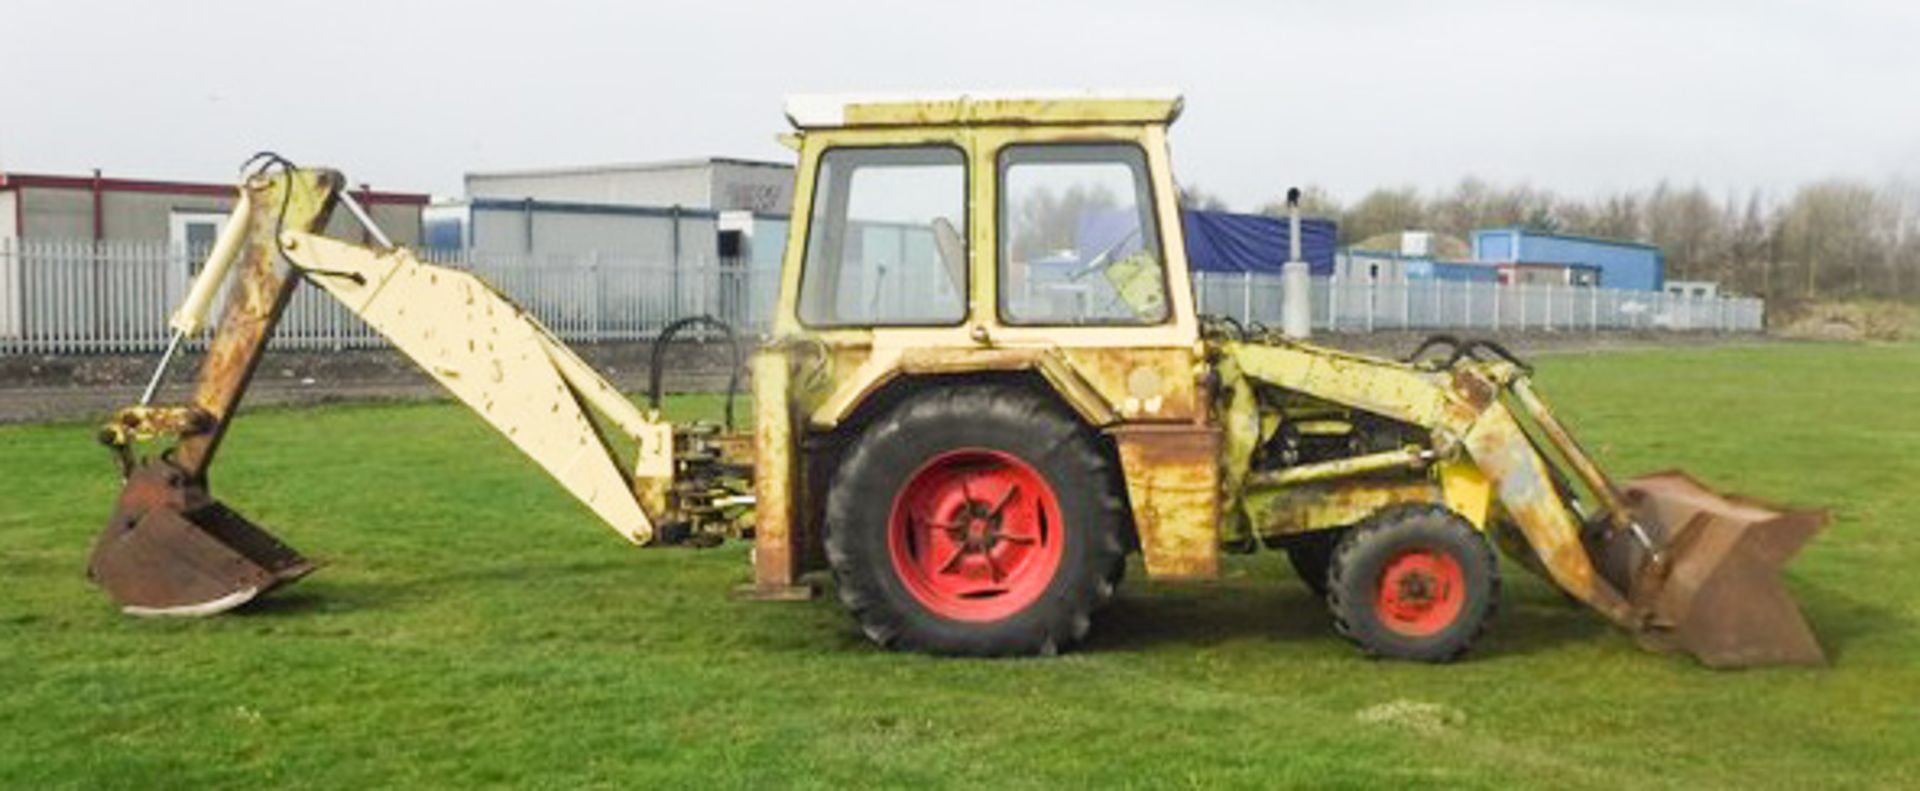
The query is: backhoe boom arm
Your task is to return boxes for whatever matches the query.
[90,167,692,616]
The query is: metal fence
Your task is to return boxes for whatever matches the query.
[1192,271,1764,333]
[0,238,776,355]
[0,237,1763,356]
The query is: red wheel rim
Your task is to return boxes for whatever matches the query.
[1374,548,1466,637]
[886,448,1065,622]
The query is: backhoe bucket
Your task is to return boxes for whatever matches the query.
[89,463,313,616]
[1597,471,1828,668]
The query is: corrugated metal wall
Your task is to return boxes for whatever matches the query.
[1473,229,1664,291]
[468,165,713,207]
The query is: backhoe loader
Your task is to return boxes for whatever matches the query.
[90,94,1826,666]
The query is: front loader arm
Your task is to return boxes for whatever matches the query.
[1221,340,1632,622]
[1221,338,1827,667]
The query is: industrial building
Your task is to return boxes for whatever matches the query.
[0,170,427,343]
[0,170,428,248]
[465,158,794,213]
[1471,227,1664,291]
[425,158,793,267]
[1336,233,1499,284]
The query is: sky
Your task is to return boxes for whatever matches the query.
[3,0,1917,210]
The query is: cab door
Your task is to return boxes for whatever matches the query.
[973,125,1221,580]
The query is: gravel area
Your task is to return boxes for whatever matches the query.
[0,330,1767,424]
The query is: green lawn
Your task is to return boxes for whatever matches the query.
[2,343,1916,788]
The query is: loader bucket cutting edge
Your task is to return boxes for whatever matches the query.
[88,463,314,617]
[1596,470,1828,668]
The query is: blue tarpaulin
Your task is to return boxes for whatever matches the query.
[1180,209,1338,275]
[1069,208,1339,276]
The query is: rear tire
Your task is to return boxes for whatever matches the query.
[1327,504,1499,662]
[824,385,1127,656]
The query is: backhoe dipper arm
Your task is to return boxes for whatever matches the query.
[91,168,684,616]
[276,230,672,544]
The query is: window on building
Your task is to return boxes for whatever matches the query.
[998,143,1168,325]
[169,210,230,269]
[798,147,967,327]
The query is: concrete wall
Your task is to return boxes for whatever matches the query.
[0,191,16,240]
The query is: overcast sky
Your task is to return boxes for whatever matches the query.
[3,0,1916,209]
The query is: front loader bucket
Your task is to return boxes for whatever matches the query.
[89,463,313,616]
[1596,471,1828,668]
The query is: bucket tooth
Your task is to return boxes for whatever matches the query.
[1607,471,1827,668]
[88,462,313,616]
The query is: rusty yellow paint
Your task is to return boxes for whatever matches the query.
[1223,340,1458,430]
[1215,352,1260,545]
[281,231,664,545]
[803,344,1119,429]
[1247,446,1429,488]
[1460,405,1634,625]
[761,96,1656,620]
[1111,424,1221,579]
[749,349,804,593]
[1244,478,1442,539]
[827,94,1182,128]
[1438,459,1494,529]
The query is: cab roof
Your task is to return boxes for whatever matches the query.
[783,90,1183,130]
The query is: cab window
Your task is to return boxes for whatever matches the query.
[799,146,967,326]
[998,143,1169,325]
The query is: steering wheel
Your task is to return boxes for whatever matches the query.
[1069,226,1144,282]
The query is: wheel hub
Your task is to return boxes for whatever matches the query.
[1375,549,1466,637]
[887,449,1064,622]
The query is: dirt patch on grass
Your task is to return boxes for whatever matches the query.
[1356,699,1468,735]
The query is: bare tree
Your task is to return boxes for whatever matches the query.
[1340,187,1427,245]
[1256,185,1343,221]
[1177,183,1229,212]
[1226,173,1920,303]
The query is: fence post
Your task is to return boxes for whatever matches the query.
[1490,281,1500,331]
[589,251,603,343]
[1364,277,1375,332]
[1328,274,1340,330]
[1430,278,1441,329]
[1242,270,1253,326]
[1406,279,1416,329]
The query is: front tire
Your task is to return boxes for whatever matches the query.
[1326,504,1499,662]
[824,385,1127,656]
[1282,528,1345,597]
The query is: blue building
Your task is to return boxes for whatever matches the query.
[1471,228,1664,291]
[1337,249,1501,284]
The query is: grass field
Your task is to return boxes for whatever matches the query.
[3,342,1917,788]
